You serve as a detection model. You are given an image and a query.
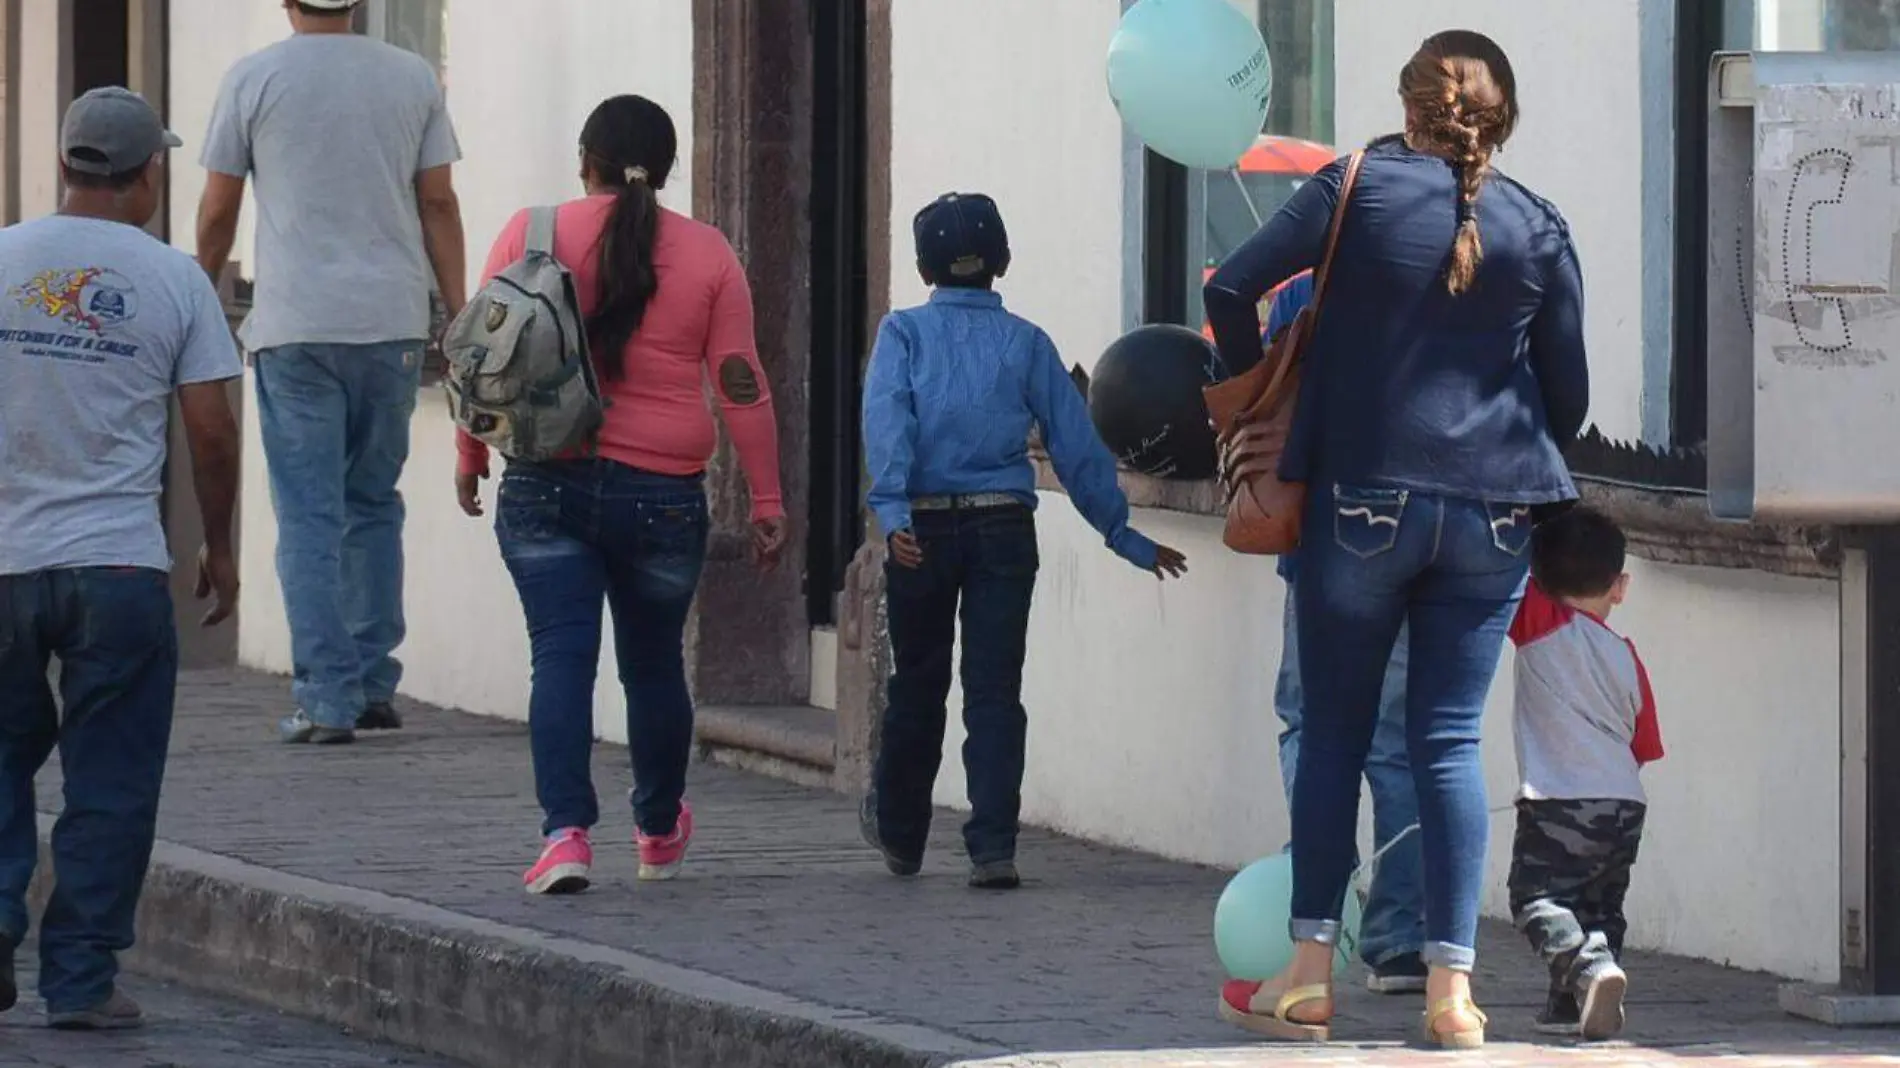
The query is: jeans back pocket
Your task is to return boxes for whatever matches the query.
[1484,501,1534,557]
[496,471,564,543]
[1332,484,1408,559]
[637,495,711,557]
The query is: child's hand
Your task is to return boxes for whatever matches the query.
[1151,544,1188,580]
[889,530,925,569]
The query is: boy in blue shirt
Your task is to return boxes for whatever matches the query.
[859,192,1187,889]
[1263,273,1429,992]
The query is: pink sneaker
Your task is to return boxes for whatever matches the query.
[523,828,592,895]
[636,802,693,881]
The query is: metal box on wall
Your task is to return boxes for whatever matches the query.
[1708,52,1900,523]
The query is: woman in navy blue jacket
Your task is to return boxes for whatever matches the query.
[1207,30,1588,1049]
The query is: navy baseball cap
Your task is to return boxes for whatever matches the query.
[913,192,1011,281]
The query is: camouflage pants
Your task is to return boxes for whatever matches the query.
[1506,799,1646,994]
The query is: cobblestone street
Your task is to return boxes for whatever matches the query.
[14,669,1898,1066]
[0,944,459,1067]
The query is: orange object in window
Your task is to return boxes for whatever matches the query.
[1199,134,1335,339]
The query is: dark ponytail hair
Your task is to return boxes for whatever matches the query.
[579,95,677,380]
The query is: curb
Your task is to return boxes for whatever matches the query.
[36,826,1004,1068]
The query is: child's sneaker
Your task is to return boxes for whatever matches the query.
[523,828,592,895]
[1577,960,1628,1041]
[1534,989,1582,1036]
[637,801,693,881]
[1365,951,1428,994]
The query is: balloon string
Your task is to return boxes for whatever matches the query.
[1335,802,1521,962]
[1350,802,1519,885]
[1229,167,1265,229]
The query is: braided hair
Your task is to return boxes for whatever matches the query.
[1398,30,1520,296]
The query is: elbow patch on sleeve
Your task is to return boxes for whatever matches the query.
[718,356,764,405]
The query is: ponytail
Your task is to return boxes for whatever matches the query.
[589,164,661,380]
[576,94,679,381]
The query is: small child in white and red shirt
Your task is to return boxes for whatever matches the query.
[1506,505,1664,1042]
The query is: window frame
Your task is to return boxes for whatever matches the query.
[1137,0,1333,333]
[352,0,447,80]
[1142,151,1190,327]
[1669,0,1728,456]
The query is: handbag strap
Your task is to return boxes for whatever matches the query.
[1305,150,1364,323]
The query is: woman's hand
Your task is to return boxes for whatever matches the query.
[752,515,789,571]
[456,471,486,517]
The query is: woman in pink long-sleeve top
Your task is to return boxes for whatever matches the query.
[454,95,785,895]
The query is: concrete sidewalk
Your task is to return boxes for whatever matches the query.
[0,940,461,1067]
[32,669,1900,1067]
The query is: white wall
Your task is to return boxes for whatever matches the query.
[1526,563,1840,977]
[166,1,287,262]
[1334,0,1652,445]
[970,510,1841,979]
[887,0,1128,368]
[888,0,1844,982]
[206,1,697,741]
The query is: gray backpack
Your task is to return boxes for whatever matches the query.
[442,206,603,461]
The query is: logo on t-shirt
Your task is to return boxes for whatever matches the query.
[13,267,139,334]
[0,266,145,363]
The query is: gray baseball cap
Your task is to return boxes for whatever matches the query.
[60,86,182,176]
[297,0,362,8]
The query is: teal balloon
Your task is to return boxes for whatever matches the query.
[1106,0,1273,170]
[1213,852,1366,980]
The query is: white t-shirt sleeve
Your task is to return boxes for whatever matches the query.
[200,68,253,178]
[174,272,244,387]
[416,77,461,172]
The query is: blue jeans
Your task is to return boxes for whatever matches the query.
[874,505,1038,865]
[1289,484,1530,971]
[253,341,423,729]
[496,460,709,839]
[0,568,176,1013]
[1275,582,1425,967]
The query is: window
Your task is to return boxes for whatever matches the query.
[1758,0,1900,48]
[1141,0,1335,332]
[353,0,448,84]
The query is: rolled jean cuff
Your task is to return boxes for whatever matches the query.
[1422,941,1476,972]
[1289,918,1340,946]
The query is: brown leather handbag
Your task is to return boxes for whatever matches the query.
[1203,150,1363,556]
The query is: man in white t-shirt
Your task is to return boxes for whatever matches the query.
[195,0,465,744]
[0,87,242,1030]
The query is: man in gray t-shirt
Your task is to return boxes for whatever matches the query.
[195,0,465,744]
[0,87,242,1029]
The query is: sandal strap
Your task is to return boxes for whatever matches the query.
[1425,996,1489,1028]
[1275,983,1334,1021]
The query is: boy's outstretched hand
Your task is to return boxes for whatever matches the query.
[1152,544,1188,580]
[889,529,925,569]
